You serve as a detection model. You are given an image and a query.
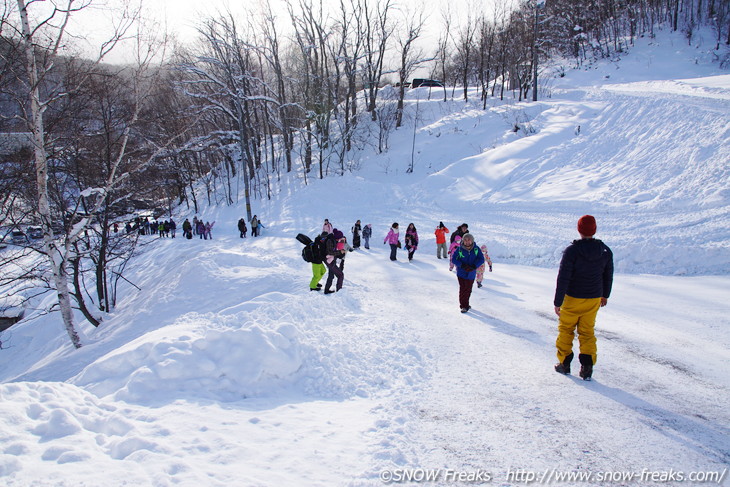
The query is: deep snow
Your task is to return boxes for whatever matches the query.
[0,29,729,486]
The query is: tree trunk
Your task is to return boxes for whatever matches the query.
[17,0,81,348]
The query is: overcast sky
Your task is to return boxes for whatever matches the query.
[27,0,506,71]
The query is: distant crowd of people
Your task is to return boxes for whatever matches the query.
[118,216,218,240]
[117,214,268,242]
[121,217,178,238]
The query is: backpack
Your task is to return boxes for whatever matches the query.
[297,233,323,264]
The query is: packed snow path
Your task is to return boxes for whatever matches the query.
[339,247,730,485]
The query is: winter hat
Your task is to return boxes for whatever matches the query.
[333,229,344,239]
[462,233,474,243]
[454,235,462,242]
[577,215,597,236]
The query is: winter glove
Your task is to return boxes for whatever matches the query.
[462,264,474,272]
[489,265,493,272]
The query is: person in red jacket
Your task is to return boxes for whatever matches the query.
[434,222,450,259]
[553,215,614,381]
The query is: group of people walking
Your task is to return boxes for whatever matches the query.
[124,217,177,237]
[308,219,495,313]
[132,214,262,242]
[180,217,215,240]
[383,223,420,261]
[237,215,264,238]
[305,214,614,382]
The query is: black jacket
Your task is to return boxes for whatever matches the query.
[450,227,466,244]
[554,238,614,307]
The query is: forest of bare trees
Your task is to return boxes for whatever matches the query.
[0,0,728,346]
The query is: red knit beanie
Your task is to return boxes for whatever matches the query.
[577,215,597,236]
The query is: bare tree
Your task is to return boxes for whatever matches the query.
[261,1,296,173]
[454,11,478,101]
[14,0,142,348]
[337,0,364,152]
[394,6,427,128]
[476,14,497,109]
[361,0,394,120]
[178,12,270,219]
[434,9,452,102]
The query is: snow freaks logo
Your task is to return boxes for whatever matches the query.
[378,467,728,484]
[379,469,492,483]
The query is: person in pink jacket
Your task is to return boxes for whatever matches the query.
[322,218,333,234]
[448,235,462,271]
[476,244,493,288]
[384,223,400,261]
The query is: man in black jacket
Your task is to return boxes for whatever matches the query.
[553,215,613,380]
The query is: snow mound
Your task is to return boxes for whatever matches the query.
[72,315,304,404]
[71,296,428,405]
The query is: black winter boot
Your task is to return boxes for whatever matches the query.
[579,354,593,381]
[554,352,574,375]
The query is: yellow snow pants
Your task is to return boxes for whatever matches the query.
[556,295,601,365]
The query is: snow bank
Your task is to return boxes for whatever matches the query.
[72,316,304,404]
[71,300,428,405]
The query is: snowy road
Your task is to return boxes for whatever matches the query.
[336,247,730,485]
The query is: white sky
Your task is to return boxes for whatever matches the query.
[69,0,505,69]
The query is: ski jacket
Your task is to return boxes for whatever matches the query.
[434,226,450,244]
[405,230,419,250]
[324,234,344,263]
[448,240,461,256]
[322,222,333,234]
[384,228,399,245]
[478,245,493,269]
[362,225,372,238]
[451,244,485,280]
[554,238,614,307]
[352,223,361,236]
[451,227,466,244]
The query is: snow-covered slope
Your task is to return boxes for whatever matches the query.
[0,29,728,486]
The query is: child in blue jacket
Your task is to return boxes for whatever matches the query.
[451,233,485,313]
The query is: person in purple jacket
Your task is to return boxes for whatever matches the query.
[384,223,400,261]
